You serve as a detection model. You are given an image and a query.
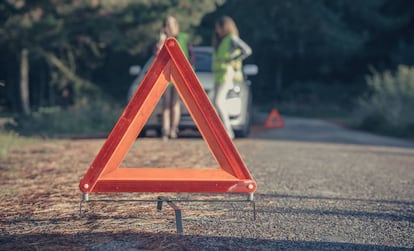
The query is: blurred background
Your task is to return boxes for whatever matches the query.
[0,0,413,139]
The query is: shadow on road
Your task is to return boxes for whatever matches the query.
[1,232,411,250]
[256,193,414,223]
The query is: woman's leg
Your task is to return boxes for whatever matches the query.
[170,87,180,138]
[162,85,173,139]
[214,70,235,139]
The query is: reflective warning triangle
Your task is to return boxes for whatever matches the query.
[79,38,256,194]
[264,108,285,128]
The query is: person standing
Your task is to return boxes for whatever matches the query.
[212,16,252,139]
[156,15,191,140]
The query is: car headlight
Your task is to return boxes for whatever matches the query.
[233,85,241,94]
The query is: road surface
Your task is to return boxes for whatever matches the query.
[1,116,413,250]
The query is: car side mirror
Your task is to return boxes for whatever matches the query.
[129,65,142,76]
[243,64,258,76]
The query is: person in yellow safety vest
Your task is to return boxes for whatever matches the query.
[212,16,252,139]
[156,15,191,140]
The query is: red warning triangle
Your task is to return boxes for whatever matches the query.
[79,38,256,194]
[264,108,285,128]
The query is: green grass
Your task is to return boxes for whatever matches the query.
[6,101,123,138]
[256,101,353,125]
[0,130,40,158]
[353,65,414,139]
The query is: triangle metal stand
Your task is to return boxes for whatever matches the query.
[79,193,256,234]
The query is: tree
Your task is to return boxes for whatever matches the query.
[197,0,413,103]
[0,0,224,112]
[19,49,30,114]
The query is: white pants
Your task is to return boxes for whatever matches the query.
[162,85,180,137]
[214,66,235,139]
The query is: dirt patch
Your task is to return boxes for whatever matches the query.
[0,139,256,250]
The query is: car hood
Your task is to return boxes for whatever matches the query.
[128,71,214,101]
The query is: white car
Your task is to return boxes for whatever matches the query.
[127,46,258,137]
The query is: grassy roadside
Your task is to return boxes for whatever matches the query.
[5,103,122,138]
[258,102,353,124]
[0,130,40,158]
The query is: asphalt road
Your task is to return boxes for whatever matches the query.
[233,116,414,249]
[253,115,414,148]
[89,116,414,250]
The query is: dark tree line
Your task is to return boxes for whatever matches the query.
[0,0,223,112]
[1,0,413,113]
[196,0,414,105]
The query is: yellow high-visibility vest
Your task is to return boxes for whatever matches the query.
[212,34,243,84]
[177,32,190,59]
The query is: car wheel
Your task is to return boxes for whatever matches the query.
[155,128,162,137]
[138,129,147,137]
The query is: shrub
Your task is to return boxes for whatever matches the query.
[354,65,414,138]
[7,100,123,137]
[274,81,357,118]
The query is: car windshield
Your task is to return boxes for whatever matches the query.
[193,51,212,72]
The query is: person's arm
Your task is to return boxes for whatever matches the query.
[155,31,167,54]
[188,41,195,65]
[230,36,252,61]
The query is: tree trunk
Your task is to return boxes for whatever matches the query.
[42,51,99,102]
[20,48,30,115]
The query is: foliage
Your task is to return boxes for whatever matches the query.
[197,0,414,103]
[0,0,224,110]
[6,101,124,137]
[353,65,414,137]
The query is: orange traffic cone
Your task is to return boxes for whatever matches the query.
[264,108,284,128]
